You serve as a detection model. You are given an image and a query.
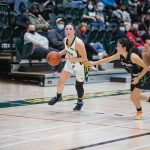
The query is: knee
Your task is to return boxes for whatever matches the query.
[75,80,84,89]
[130,92,139,101]
[75,80,84,98]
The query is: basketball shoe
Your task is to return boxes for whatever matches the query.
[73,101,84,111]
[48,96,62,105]
[134,111,143,120]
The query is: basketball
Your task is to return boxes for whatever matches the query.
[47,51,61,66]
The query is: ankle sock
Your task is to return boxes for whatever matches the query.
[136,107,142,112]
[57,93,62,99]
[78,98,83,103]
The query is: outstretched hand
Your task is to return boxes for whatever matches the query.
[85,61,95,67]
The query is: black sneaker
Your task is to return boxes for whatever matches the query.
[48,96,62,105]
[73,102,84,111]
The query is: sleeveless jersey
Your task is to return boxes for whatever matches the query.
[120,52,143,78]
[65,36,80,59]
[120,52,150,90]
[64,36,88,81]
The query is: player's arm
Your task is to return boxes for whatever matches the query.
[131,53,149,84]
[86,53,120,66]
[59,37,67,56]
[59,49,66,56]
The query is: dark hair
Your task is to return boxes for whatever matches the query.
[142,33,150,42]
[65,23,76,30]
[118,38,134,52]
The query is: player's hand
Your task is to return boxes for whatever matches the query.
[85,61,95,67]
[65,55,73,62]
[132,77,139,85]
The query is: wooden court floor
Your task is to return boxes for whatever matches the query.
[0,79,150,150]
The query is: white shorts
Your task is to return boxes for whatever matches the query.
[63,61,85,82]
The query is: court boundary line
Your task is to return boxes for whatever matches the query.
[69,132,150,150]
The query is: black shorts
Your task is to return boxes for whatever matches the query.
[131,72,150,91]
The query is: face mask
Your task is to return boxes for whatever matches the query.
[88,5,93,10]
[57,24,64,30]
[119,27,125,32]
[80,29,87,34]
[139,30,145,35]
[98,6,104,11]
[29,30,35,34]
[131,28,138,33]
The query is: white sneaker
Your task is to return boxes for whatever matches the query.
[90,66,98,71]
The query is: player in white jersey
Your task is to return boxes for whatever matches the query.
[48,23,88,111]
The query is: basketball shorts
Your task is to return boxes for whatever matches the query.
[131,71,150,91]
[63,61,85,82]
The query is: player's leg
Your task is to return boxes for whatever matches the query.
[73,80,84,111]
[140,94,150,102]
[130,87,143,120]
[48,70,71,105]
[73,64,85,111]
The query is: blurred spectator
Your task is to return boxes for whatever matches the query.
[82,0,104,30]
[111,4,131,29]
[15,8,30,27]
[77,22,98,61]
[128,0,138,22]
[126,22,145,50]
[143,14,150,32]
[77,22,106,70]
[64,0,87,7]
[24,24,57,59]
[139,22,149,36]
[137,0,150,16]
[47,18,65,51]
[111,21,126,42]
[96,1,106,28]
[2,0,28,13]
[28,3,50,37]
[14,0,28,13]
[142,33,150,44]
[100,0,117,7]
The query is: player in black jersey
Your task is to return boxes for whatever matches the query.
[87,38,150,120]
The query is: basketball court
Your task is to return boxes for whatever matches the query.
[0,80,150,150]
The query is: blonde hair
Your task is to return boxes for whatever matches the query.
[79,22,88,30]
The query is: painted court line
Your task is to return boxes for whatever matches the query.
[69,132,150,150]
[1,118,150,148]
[0,113,126,138]
[0,107,142,138]
[1,110,150,139]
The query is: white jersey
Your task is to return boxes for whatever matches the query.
[65,36,79,59]
[63,36,88,82]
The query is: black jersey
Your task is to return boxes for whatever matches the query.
[120,52,143,78]
[120,52,150,91]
